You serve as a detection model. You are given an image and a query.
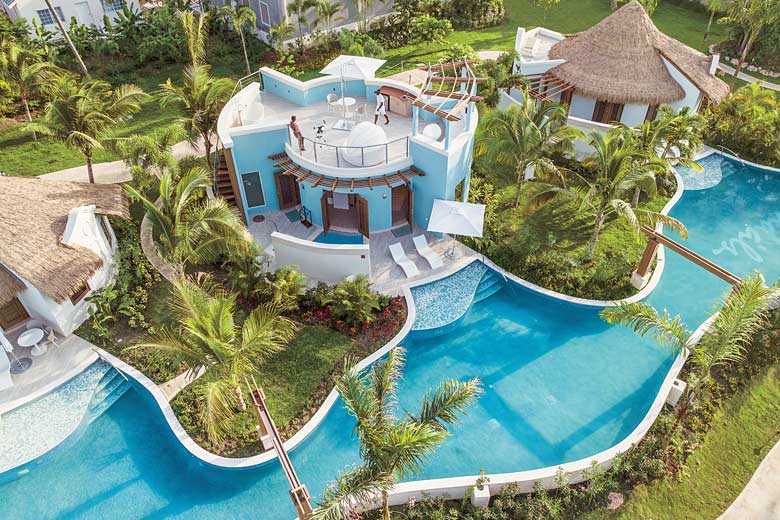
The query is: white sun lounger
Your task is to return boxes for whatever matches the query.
[389,242,420,278]
[413,235,444,269]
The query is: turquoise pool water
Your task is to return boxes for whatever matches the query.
[2,152,779,519]
[312,231,364,244]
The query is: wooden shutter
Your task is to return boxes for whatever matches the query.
[406,183,414,228]
[356,196,370,239]
[645,104,659,122]
[320,193,330,235]
[559,87,574,107]
[0,298,29,329]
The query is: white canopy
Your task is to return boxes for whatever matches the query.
[427,199,486,238]
[320,55,387,80]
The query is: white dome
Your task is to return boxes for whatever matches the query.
[342,122,389,166]
[422,123,442,140]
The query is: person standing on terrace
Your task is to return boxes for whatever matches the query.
[289,115,305,151]
[374,90,389,125]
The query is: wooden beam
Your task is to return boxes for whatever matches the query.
[639,226,742,285]
[422,89,484,102]
[433,76,487,84]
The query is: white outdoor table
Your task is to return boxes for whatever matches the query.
[333,97,357,131]
[17,328,46,357]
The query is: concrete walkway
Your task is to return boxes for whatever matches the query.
[720,439,780,519]
[38,138,203,184]
[719,63,780,92]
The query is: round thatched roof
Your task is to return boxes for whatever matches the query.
[547,1,728,105]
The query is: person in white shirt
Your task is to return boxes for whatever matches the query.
[374,90,389,125]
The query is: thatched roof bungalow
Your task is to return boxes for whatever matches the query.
[512,1,729,128]
[0,176,128,338]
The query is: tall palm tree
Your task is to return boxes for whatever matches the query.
[703,0,729,42]
[525,130,686,258]
[125,166,251,269]
[287,0,317,52]
[0,42,59,139]
[222,5,256,75]
[316,0,345,49]
[43,0,88,76]
[136,278,298,444]
[475,90,581,207]
[159,64,233,168]
[723,0,780,90]
[178,9,209,68]
[269,22,295,55]
[313,348,482,520]
[30,77,147,183]
[601,273,773,440]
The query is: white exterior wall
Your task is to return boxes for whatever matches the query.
[620,103,650,126]
[0,214,117,337]
[661,56,703,113]
[4,0,141,36]
[271,232,371,284]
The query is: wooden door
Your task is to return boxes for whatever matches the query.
[0,297,29,330]
[320,193,330,235]
[275,171,300,210]
[592,100,624,124]
[406,183,414,227]
[356,196,370,239]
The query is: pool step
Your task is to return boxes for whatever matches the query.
[473,271,504,304]
[86,371,131,422]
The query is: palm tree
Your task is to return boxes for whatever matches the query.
[475,89,581,207]
[723,0,780,90]
[31,77,147,183]
[704,0,729,42]
[136,278,298,443]
[269,22,295,55]
[525,130,686,258]
[117,123,188,175]
[316,0,345,49]
[159,64,233,168]
[0,42,59,139]
[287,0,317,52]
[43,0,88,76]
[601,273,773,440]
[178,9,209,68]
[223,5,256,75]
[313,348,482,520]
[125,166,250,269]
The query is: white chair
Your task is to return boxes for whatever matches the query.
[356,104,367,121]
[413,235,444,269]
[326,93,338,112]
[389,243,420,278]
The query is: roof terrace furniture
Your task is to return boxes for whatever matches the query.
[413,235,444,270]
[326,93,338,113]
[17,328,46,357]
[389,242,419,278]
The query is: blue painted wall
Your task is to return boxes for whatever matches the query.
[260,74,365,107]
[231,127,290,220]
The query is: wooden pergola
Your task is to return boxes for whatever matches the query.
[412,59,487,122]
[523,73,574,103]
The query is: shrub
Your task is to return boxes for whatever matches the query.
[337,29,385,58]
[446,0,505,29]
[408,14,452,44]
[329,275,381,327]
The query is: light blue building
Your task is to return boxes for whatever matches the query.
[216,59,481,241]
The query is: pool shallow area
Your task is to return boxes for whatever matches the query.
[312,231,365,244]
[1,152,780,519]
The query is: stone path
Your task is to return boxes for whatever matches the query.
[38,138,203,184]
[719,63,780,92]
[719,439,780,519]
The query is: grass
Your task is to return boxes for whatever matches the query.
[378,0,727,77]
[586,365,780,520]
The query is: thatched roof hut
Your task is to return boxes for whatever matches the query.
[547,1,729,105]
[0,176,129,307]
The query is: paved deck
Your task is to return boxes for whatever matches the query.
[0,333,97,413]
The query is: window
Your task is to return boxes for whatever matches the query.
[36,7,63,25]
[241,172,266,208]
[258,1,270,26]
[103,0,124,13]
[69,281,90,305]
[645,104,659,122]
[99,216,113,248]
[592,100,624,124]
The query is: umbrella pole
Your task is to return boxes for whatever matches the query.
[340,68,346,119]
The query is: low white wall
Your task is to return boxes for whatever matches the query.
[271,232,371,284]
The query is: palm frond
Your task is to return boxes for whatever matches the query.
[600,302,691,353]
[414,378,482,428]
[312,465,390,520]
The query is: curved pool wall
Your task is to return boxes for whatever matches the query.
[3,151,780,518]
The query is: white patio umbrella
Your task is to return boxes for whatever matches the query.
[320,55,386,130]
[427,199,486,259]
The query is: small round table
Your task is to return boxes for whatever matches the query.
[17,328,46,357]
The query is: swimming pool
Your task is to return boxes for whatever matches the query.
[312,231,364,244]
[1,151,778,519]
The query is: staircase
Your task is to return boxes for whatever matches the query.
[473,270,504,304]
[214,151,238,209]
[86,370,131,423]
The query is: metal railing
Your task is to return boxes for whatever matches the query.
[715,145,748,168]
[231,70,264,98]
[287,126,410,168]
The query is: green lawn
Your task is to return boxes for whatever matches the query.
[378,0,727,77]
[587,365,780,520]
